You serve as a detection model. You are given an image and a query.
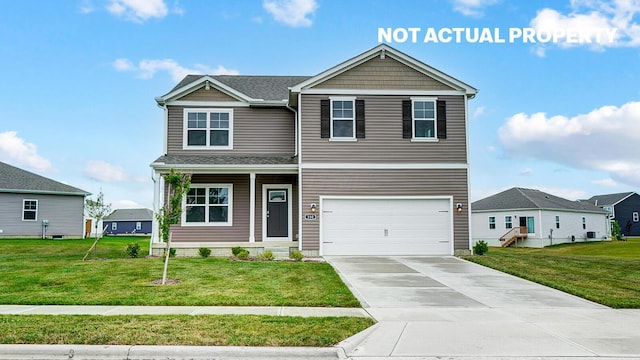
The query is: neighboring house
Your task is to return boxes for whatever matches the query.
[471,187,610,248]
[103,208,153,235]
[587,192,640,237]
[150,44,477,256]
[0,161,89,238]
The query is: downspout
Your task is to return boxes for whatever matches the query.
[538,209,543,247]
[150,169,160,256]
[286,94,303,251]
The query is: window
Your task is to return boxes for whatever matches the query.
[489,216,496,229]
[136,222,142,231]
[634,212,639,222]
[555,215,560,229]
[331,98,355,139]
[184,109,232,149]
[412,99,436,139]
[582,217,586,230]
[22,199,37,221]
[112,222,117,231]
[183,184,233,226]
[505,216,512,229]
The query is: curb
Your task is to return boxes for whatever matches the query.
[0,344,341,360]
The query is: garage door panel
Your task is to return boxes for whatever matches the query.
[322,198,452,256]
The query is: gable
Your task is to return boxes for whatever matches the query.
[175,85,239,102]
[312,56,456,91]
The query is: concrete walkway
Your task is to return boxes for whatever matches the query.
[328,256,640,359]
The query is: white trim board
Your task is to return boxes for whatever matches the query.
[300,163,468,170]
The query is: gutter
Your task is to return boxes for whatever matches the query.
[285,102,299,157]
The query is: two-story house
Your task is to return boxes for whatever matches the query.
[150,44,477,257]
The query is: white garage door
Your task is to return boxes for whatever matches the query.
[321,198,452,256]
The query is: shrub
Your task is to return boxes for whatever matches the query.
[162,248,177,259]
[198,247,211,258]
[473,240,489,255]
[231,246,245,256]
[612,221,622,241]
[236,249,250,260]
[125,242,140,258]
[259,250,274,261]
[289,250,304,262]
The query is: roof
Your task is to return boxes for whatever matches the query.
[0,161,89,196]
[587,192,637,206]
[169,75,311,102]
[151,154,298,172]
[104,208,153,222]
[472,187,606,213]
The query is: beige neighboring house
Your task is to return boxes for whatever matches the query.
[150,44,477,257]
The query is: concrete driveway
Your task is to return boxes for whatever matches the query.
[327,256,640,359]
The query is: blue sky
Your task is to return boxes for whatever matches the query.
[1,0,639,209]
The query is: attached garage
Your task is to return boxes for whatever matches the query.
[320,197,453,255]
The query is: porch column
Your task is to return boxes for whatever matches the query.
[249,173,256,242]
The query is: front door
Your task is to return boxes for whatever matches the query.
[266,188,288,238]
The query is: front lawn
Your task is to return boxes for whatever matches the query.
[0,315,374,346]
[0,237,360,307]
[465,238,640,308]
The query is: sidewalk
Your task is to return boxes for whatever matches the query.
[0,304,368,317]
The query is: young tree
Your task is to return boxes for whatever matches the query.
[158,169,191,285]
[83,191,112,260]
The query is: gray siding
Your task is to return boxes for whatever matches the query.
[166,106,295,155]
[0,193,85,237]
[169,174,298,243]
[178,86,237,102]
[300,169,469,251]
[300,95,467,163]
[314,56,455,90]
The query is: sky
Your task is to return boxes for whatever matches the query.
[1,0,639,209]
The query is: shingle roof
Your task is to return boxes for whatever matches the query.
[152,154,297,166]
[472,187,605,213]
[587,192,636,206]
[0,161,89,196]
[169,75,311,101]
[104,208,153,222]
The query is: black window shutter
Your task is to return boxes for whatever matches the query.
[402,100,412,139]
[437,100,446,139]
[355,99,365,139]
[320,99,330,138]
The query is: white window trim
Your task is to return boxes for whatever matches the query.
[182,184,233,226]
[22,199,38,221]
[182,108,233,150]
[112,222,117,231]
[489,216,496,229]
[329,96,356,140]
[136,222,142,231]
[410,97,438,142]
[505,216,512,229]
[634,212,639,222]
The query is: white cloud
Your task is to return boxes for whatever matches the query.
[263,0,318,27]
[113,59,239,82]
[79,0,95,14]
[451,0,499,17]
[472,106,485,118]
[106,0,168,23]
[530,0,640,55]
[519,168,533,176]
[592,178,620,187]
[83,160,130,183]
[112,199,145,209]
[498,100,640,188]
[0,131,54,172]
[533,186,588,201]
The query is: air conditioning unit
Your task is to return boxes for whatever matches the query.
[586,231,596,239]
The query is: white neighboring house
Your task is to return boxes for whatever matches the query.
[471,187,610,248]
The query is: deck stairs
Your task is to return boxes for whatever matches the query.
[500,226,528,247]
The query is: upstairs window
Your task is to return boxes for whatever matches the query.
[582,217,586,229]
[413,99,436,139]
[555,215,560,229]
[634,212,639,222]
[112,222,117,231]
[489,216,496,229]
[331,98,355,139]
[22,199,37,221]
[184,109,232,149]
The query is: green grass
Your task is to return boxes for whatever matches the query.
[0,236,360,307]
[0,315,374,346]
[465,238,640,308]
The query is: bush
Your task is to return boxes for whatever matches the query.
[612,220,622,240]
[289,250,304,262]
[198,247,211,258]
[259,250,274,261]
[236,249,250,260]
[162,248,177,259]
[231,246,245,256]
[473,240,489,255]
[125,242,140,258]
